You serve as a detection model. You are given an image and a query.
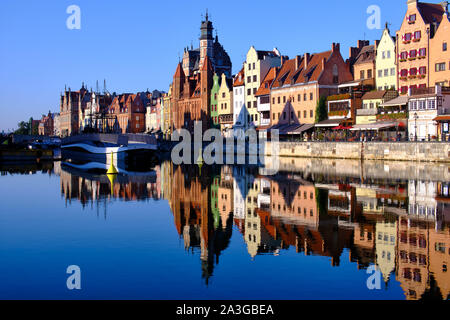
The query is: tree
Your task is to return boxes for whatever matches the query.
[315,96,328,124]
[14,121,30,135]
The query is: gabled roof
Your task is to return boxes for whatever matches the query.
[362,90,387,100]
[233,67,245,87]
[354,45,376,65]
[271,50,333,89]
[255,67,277,96]
[174,63,185,78]
[417,2,445,24]
[201,55,213,71]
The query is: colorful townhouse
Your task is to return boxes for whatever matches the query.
[270,43,353,135]
[216,73,233,136]
[255,67,278,137]
[376,24,398,90]
[408,85,450,140]
[38,112,54,136]
[232,68,247,136]
[396,0,447,94]
[210,73,221,127]
[430,8,450,86]
[59,84,89,137]
[352,40,377,89]
[106,93,146,134]
[243,47,282,128]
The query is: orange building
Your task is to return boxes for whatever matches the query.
[352,41,378,88]
[269,43,353,132]
[396,0,447,94]
[430,10,450,86]
[106,93,145,134]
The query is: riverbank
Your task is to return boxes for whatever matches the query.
[262,141,450,163]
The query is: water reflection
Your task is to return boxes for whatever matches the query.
[4,158,449,300]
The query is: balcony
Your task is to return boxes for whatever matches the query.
[260,117,270,126]
[219,114,233,124]
[258,102,270,112]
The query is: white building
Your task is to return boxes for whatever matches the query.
[408,85,450,141]
[233,68,247,137]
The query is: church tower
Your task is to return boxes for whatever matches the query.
[199,10,214,71]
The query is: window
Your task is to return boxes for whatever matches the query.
[310,93,313,100]
[384,69,389,77]
[387,50,391,59]
[400,69,408,77]
[278,97,281,104]
[255,114,258,121]
[419,66,426,75]
[298,111,301,118]
[247,102,251,109]
[253,75,257,82]
[444,42,448,52]
[360,70,365,79]
[247,89,251,95]
[409,49,417,58]
[436,63,446,72]
[427,99,436,109]
[248,64,251,70]
[404,33,412,41]
[391,68,396,76]
[401,86,408,94]
[419,48,426,57]
[410,68,417,76]
[247,76,251,83]
[253,88,256,94]
[283,96,286,103]
[303,110,307,118]
[253,101,257,108]
[400,51,408,60]
[222,92,225,98]
[272,97,275,104]
[298,94,301,101]
[310,110,313,118]
[304,93,307,101]
[414,31,421,40]
[378,70,383,77]
[252,63,255,69]
[273,113,275,120]
[136,123,140,128]
[382,51,386,59]
[409,14,416,22]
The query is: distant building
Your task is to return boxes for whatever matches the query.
[217,73,233,136]
[59,84,89,137]
[106,93,146,134]
[38,112,54,136]
[232,68,247,135]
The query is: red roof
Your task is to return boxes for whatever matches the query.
[233,67,245,87]
[201,55,213,71]
[255,67,278,96]
[174,63,185,78]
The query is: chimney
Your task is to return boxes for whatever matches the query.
[295,55,301,70]
[304,53,310,69]
[322,57,327,71]
[332,43,340,53]
[407,0,418,7]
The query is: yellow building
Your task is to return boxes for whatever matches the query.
[163,85,172,137]
[376,24,397,90]
[375,221,397,284]
[217,73,233,136]
[244,46,281,127]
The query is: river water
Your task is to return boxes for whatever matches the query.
[0,158,448,300]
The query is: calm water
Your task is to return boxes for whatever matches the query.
[0,158,449,300]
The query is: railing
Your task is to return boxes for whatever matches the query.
[357,108,378,116]
[219,114,234,124]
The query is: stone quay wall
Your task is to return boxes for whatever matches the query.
[262,141,450,163]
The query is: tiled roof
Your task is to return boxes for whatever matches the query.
[354,45,375,65]
[417,2,445,24]
[201,55,213,71]
[362,90,387,100]
[272,50,333,89]
[255,67,277,96]
[233,67,245,87]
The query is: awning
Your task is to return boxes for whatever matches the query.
[315,119,343,128]
[380,96,409,107]
[287,124,315,135]
[350,122,398,131]
[433,115,450,122]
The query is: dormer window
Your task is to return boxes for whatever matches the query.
[408,14,416,23]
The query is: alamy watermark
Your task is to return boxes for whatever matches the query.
[66,265,81,290]
[171,121,280,175]
[366,5,381,30]
[366,265,382,290]
[66,5,81,30]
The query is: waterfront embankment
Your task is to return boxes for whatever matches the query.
[261,141,450,163]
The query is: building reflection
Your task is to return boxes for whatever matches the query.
[44,158,450,299]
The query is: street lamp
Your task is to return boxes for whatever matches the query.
[414,112,418,141]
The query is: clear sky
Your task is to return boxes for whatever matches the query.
[0,0,409,131]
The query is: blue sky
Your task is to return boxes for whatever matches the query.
[0,0,409,131]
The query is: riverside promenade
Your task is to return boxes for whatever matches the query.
[261,141,450,163]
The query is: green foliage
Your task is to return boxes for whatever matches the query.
[315,96,328,123]
[14,121,30,135]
